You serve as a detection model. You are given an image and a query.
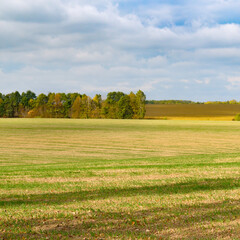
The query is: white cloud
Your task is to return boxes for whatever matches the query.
[0,0,240,100]
[195,78,210,85]
[228,77,240,86]
[226,76,240,90]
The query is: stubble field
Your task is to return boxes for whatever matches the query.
[145,104,240,120]
[0,119,240,239]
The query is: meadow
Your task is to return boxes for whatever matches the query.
[145,104,240,120]
[0,118,240,239]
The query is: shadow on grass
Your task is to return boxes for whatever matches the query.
[1,198,240,239]
[1,178,240,207]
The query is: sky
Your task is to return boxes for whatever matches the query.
[1,0,240,101]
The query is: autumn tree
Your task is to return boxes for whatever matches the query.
[67,93,82,117]
[102,91,125,118]
[53,93,65,118]
[19,91,36,117]
[21,91,36,108]
[136,90,146,118]
[92,94,102,118]
[0,90,146,119]
[71,96,81,118]
[28,93,48,117]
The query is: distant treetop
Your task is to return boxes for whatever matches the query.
[146,100,240,104]
[146,100,202,104]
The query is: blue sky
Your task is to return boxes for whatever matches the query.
[0,0,240,100]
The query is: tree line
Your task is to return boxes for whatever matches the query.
[146,99,240,105]
[0,90,146,119]
[146,100,200,104]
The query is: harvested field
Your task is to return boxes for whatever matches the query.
[0,119,240,239]
[145,104,240,120]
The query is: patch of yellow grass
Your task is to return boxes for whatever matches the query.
[1,119,240,239]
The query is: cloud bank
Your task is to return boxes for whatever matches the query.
[0,0,240,100]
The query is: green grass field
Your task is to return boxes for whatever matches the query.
[1,119,240,239]
[145,104,240,120]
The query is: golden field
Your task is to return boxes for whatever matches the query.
[1,119,240,239]
[145,104,240,120]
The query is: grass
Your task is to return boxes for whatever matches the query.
[145,104,240,120]
[0,118,240,239]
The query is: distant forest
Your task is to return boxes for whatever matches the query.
[146,100,240,104]
[0,90,146,119]
[146,100,199,104]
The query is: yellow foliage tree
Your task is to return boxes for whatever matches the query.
[71,96,81,118]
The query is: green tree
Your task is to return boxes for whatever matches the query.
[80,94,89,118]
[46,93,56,117]
[234,114,240,121]
[118,95,133,119]
[60,93,71,118]
[21,91,36,108]
[0,95,4,117]
[129,92,138,118]
[0,90,146,119]
[136,90,146,119]
[4,91,21,117]
[102,92,125,118]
